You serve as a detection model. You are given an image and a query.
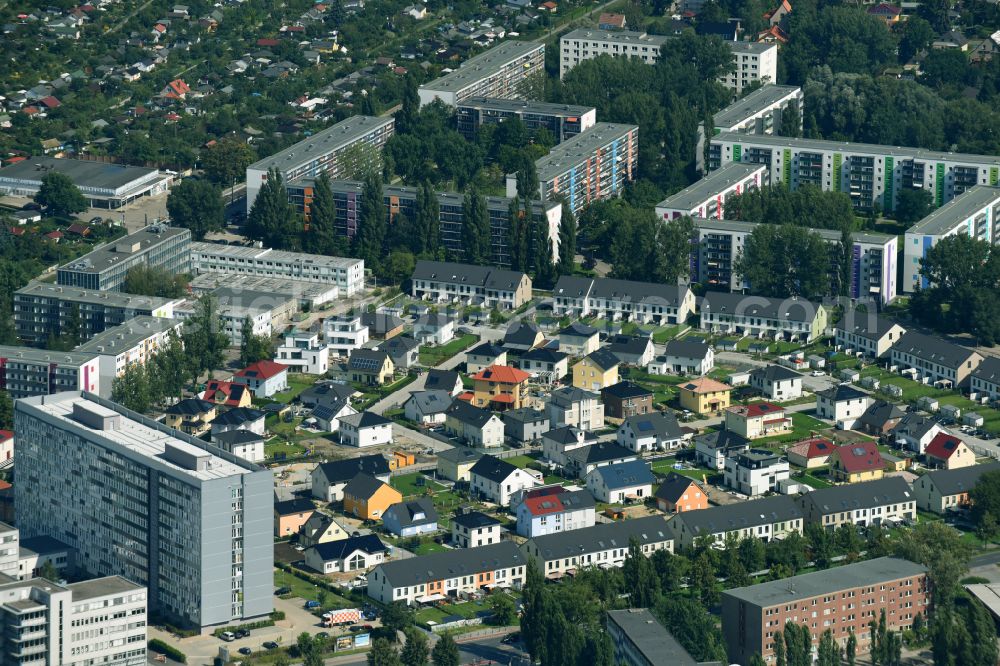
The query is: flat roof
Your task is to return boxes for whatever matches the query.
[457,96,595,118]
[419,41,543,94]
[75,316,181,354]
[714,84,802,128]
[67,576,144,601]
[248,115,393,173]
[695,219,894,245]
[561,28,670,46]
[58,225,190,276]
[189,273,340,300]
[0,345,96,366]
[15,281,179,311]
[18,392,256,482]
[0,156,158,191]
[190,242,363,270]
[656,163,766,211]
[908,185,1000,236]
[713,132,1000,167]
[530,122,637,182]
[309,178,559,214]
[606,609,697,666]
[723,557,927,608]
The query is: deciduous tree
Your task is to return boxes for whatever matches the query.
[35,171,87,217]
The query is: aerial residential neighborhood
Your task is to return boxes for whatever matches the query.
[2,0,1000,663]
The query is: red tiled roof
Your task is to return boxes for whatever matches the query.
[490,394,516,404]
[598,12,626,27]
[66,223,90,235]
[736,402,784,418]
[457,391,474,403]
[472,364,530,385]
[788,437,835,460]
[0,430,11,442]
[257,37,280,46]
[925,433,964,460]
[39,96,61,109]
[833,441,883,473]
[45,230,63,240]
[867,2,901,15]
[237,360,289,380]
[203,380,249,406]
[524,494,565,516]
[10,227,25,236]
[0,480,11,490]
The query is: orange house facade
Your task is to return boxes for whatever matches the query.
[343,475,402,521]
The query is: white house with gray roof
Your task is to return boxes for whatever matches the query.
[835,309,907,358]
[558,323,600,356]
[796,477,915,528]
[650,339,714,375]
[616,412,683,452]
[667,495,803,548]
[470,455,541,506]
[586,460,655,503]
[404,390,453,425]
[551,276,696,325]
[700,291,827,342]
[971,356,1000,401]
[548,386,605,430]
[749,364,804,401]
[339,412,393,448]
[410,260,532,310]
[889,331,983,388]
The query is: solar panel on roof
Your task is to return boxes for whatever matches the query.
[637,421,654,432]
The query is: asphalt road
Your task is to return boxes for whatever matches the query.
[328,632,530,665]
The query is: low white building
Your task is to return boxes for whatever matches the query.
[403,390,452,425]
[274,330,330,375]
[234,360,290,398]
[541,426,596,467]
[650,340,714,376]
[749,365,803,401]
[212,429,265,463]
[616,413,684,452]
[470,455,542,506]
[891,414,945,454]
[723,449,790,497]
[586,460,655,503]
[323,315,370,356]
[312,397,357,432]
[413,313,455,345]
[304,535,387,573]
[816,384,871,429]
[451,511,503,548]
[466,342,507,374]
[444,401,505,448]
[548,386,605,431]
[210,407,266,437]
[339,412,394,448]
[558,323,600,356]
[514,488,596,538]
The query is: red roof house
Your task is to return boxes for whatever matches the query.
[66,223,91,236]
[786,436,836,468]
[257,37,281,47]
[201,379,252,408]
[39,96,61,109]
[45,230,63,241]
[598,12,626,29]
[233,360,290,399]
[924,432,975,470]
[161,79,191,100]
[830,441,885,482]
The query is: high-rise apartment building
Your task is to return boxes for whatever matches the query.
[0,346,101,399]
[0,575,147,666]
[14,392,273,629]
[418,41,545,107]
[13,282,181,344]
[655,162,768,220]
[507,123,638,216]
[287,179,562,266]
[709,133,1000,213]
[712,84,803,135]
[245,115,394,214]
[73,315,184,397]
[722,557,928,664]
[559,29,777,93]
[455,97,597,143]
[903,185,1000,292]
[691,219,898,303]
[56,225,191,292]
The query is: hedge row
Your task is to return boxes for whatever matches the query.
[148,639,186,664]
[211,618,275,637]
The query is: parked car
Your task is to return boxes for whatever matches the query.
[810,370,824,376]
[235,629,249,638]
[275,586,291,595]
[238,648,252,656]
[263,642,279,650]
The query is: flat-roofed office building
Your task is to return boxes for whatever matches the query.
[14,392,274,629]
[507,123,638,216]
[455,97,597,143]
[56,224,191,291]
[0,157,171,209]
[418,41,545,107]
[245,115,394,214]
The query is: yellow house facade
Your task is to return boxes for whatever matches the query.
[677,377,732,415]
[572,350,620,391]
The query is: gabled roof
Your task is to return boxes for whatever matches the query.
[274,497,315,516]
[349,348,390,370]
[467,342,505,358]
[559,323,598,338]
[211,407,264,426]
[591,460,655,489]
[203,379,250,406]
[312,397,353,422]
[693,428,751,453]
[374,541,524,587]
[787,437,835,460]
[340,411,392,430]
[445,400,497,428]
[425,369,461,392]
[343,473,392,500]
[892,413,939,440]
[527,516,672,559]
[923,462,1000,496]
[605,334,652,358]
[469,454,520,484]
[213,429,264,445]
[405,390,453,415]
[522,488,595,516]
[588,278,690,306]
[925,433,967,461]
[316,454,390,484]
[384,497,438,528]
[971,356,1000,385]
[543,425,590,445]
[622,412,682,440]
[729,402,784,419]
[831,441,883,473]
[414,313,452,328]
[817,384,869,402]
[236,359,288,380]
[549,386,599,406]
[664,339,711,360]
[413,260,528,292]
[472,364,530,384]
[361,311,404,334]
[437,446,483,464]
[799,477,912,515]
[552,275,596,299]
[678,377,732,394]
[379,335,419,355]
[750,364,803,382]
[582,349,619,371]
[451,511,500,529]
[835,309,904,340]
[602,381,652,400]
[300,381,355,406]
[565,441,633,465]
[655,473,701,504]
[891,331,980,370]
[165,398,214,416]
[309,534,387,561]
[859,400,905,428]
[504,321,541,346]
[520,347,568,364]
[673,495,801,536]
[503,407,548,425]
[0,430,12,442]
[703,291,822,324]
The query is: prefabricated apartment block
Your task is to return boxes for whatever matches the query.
[418,41,545,107]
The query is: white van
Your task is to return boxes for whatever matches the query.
[220,631,236,642]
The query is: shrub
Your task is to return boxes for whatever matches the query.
[149,639,186,663]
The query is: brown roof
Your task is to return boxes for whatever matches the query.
[679,377,732,394]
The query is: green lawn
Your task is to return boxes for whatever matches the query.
[430,491,466,526]
[796,470,832,489]
[271,374,318,404]
[504,455,539,469]
[273,570,354,610]
[651,324,684,344]
[265,438,307,460]
[415,600,488,625]
[419,334,479,367]
[390,472,446,497]
[754,411,832,446]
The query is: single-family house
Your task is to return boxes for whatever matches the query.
[210,407,266,437]
[548,386,605,430]
[362,312,405,340]
[436,446,483,483]
[213,429,265,463]
[564,442,636,479]
[602,381,653,420]
[339,412,394,448]
[349,349,395,386]
[311,454,392,502]
[300,381,356,409]
[274,497,316,537]
[424,369,463,396]
[572,349,620,391]
[724,448,790,497]
[502,408,550,443]
[471,364,531,411]
[605,335,655,367]
[785,437,836,468]
[233,360,289,398]
[515,487,596,538]
[382,498,439,537]
[694,429,752,470]
[413,313,455,345]
[299,513,349,548]
[678,377,732,415]
[616,412,684,452]
[503,321,544,352]
[378,336,420,370]
[541,426,597,466]
[655,474,708,514]
[164,398,216,436]
[343,474,402,520]
[586,459,655,503]
[518,348,569,381]
[451,511,502,548]
[445,401,505,448]
[311,396,357,432]
[891,414,944,454]
[201,379,252,408]
[325,315,370,356]
[924,432,975,470]
[749,365,803,402]
[304,534,388,573]
[466,342,507,374]
[558,323,600,356]
[829,441,885,484]
[653,340,715,376]
[470,455,541,506]
[816,384,871,429]
[724,402,791,439]
[857,400,905,436]
[404,390,452,425]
